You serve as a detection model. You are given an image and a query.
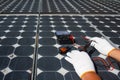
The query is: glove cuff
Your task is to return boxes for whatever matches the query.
[75,66,95,78]
[80,71,96,78]
[107,48,117,56]
[104,46,115,56]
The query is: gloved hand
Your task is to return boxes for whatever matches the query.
[65,50,95,78]
[89,37,115,56]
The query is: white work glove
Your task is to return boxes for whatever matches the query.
[65,50,95,78]
[90,37,115,56]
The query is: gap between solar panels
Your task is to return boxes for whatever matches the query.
[40,13,120,16]
[31,13,40,80]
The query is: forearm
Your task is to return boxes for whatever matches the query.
[109,49,120,62]
[81,71,101,80]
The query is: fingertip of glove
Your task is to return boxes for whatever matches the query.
[90,41,96,47]
[64,57,69,60]
[90,37,100,41]
[84,36,91,40]
[66,52,71,56]
[71,50,80,53]
[65,57,72,63]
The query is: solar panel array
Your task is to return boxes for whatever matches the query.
[0,0,120,14]
[0,0,120,80]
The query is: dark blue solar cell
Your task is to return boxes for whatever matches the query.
[110,27,120,31]
[51,16,61,19]
[54,27,67,31]
[52,19,62,21]
[97,27,112,31]
[110,38,120,45]
[40,19,51,22]
[75,20,86,23]
[39,38,56,45]
[0,72,4,80]
[71,32,86,37]
[92,22,105,26]
[5,32,20,37]
[102,32,119,37]
[53,21,65,24]
[4,71,31,80]
[0,16,5,20]
[79,23,91,27]
[68,26,81,31]
[0,26,9,31]
[85,32,102,37]
[75,38,86,45]
[16,18,25,21]
[39,26,53,31]
[54,24,67,27]
[40,21,52,25]
[0,38,17,45]
[106,57,120,70]
[12,22,24,25]
[105,23,118,27]
[38,46,58,56]
[65,20,75,23]
[118,72,120,78]
[65,23,77,25]
[9,57,32,70]
[18,38,35,45]
[23,26,36,31]
[39,32,54,37]
[14,46,34,56]
[92,57,108,70]
[37,57,61,71]
[65,72,81,80]
[0,32,5,37]
[21,32,36,37]
[4,18,14,22]
[98,72,119,80]
[37,72,64,80]
[0,46,14,56]
[61,58,74,71]
[9,27,22,31]
[81,27,95,31]
[117,32,120,37]
[27,16,37,19]
[0,57,10,70]
[25,21,37,25]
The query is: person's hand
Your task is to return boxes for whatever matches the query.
[65,50,95,78]
[89,37,115,56]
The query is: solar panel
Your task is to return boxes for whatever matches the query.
[0,15,38,80]
[0,0,120,80]
[38,15,120,80]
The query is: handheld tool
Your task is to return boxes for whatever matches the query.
[55,31,75,44]
[59,36,96,55]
